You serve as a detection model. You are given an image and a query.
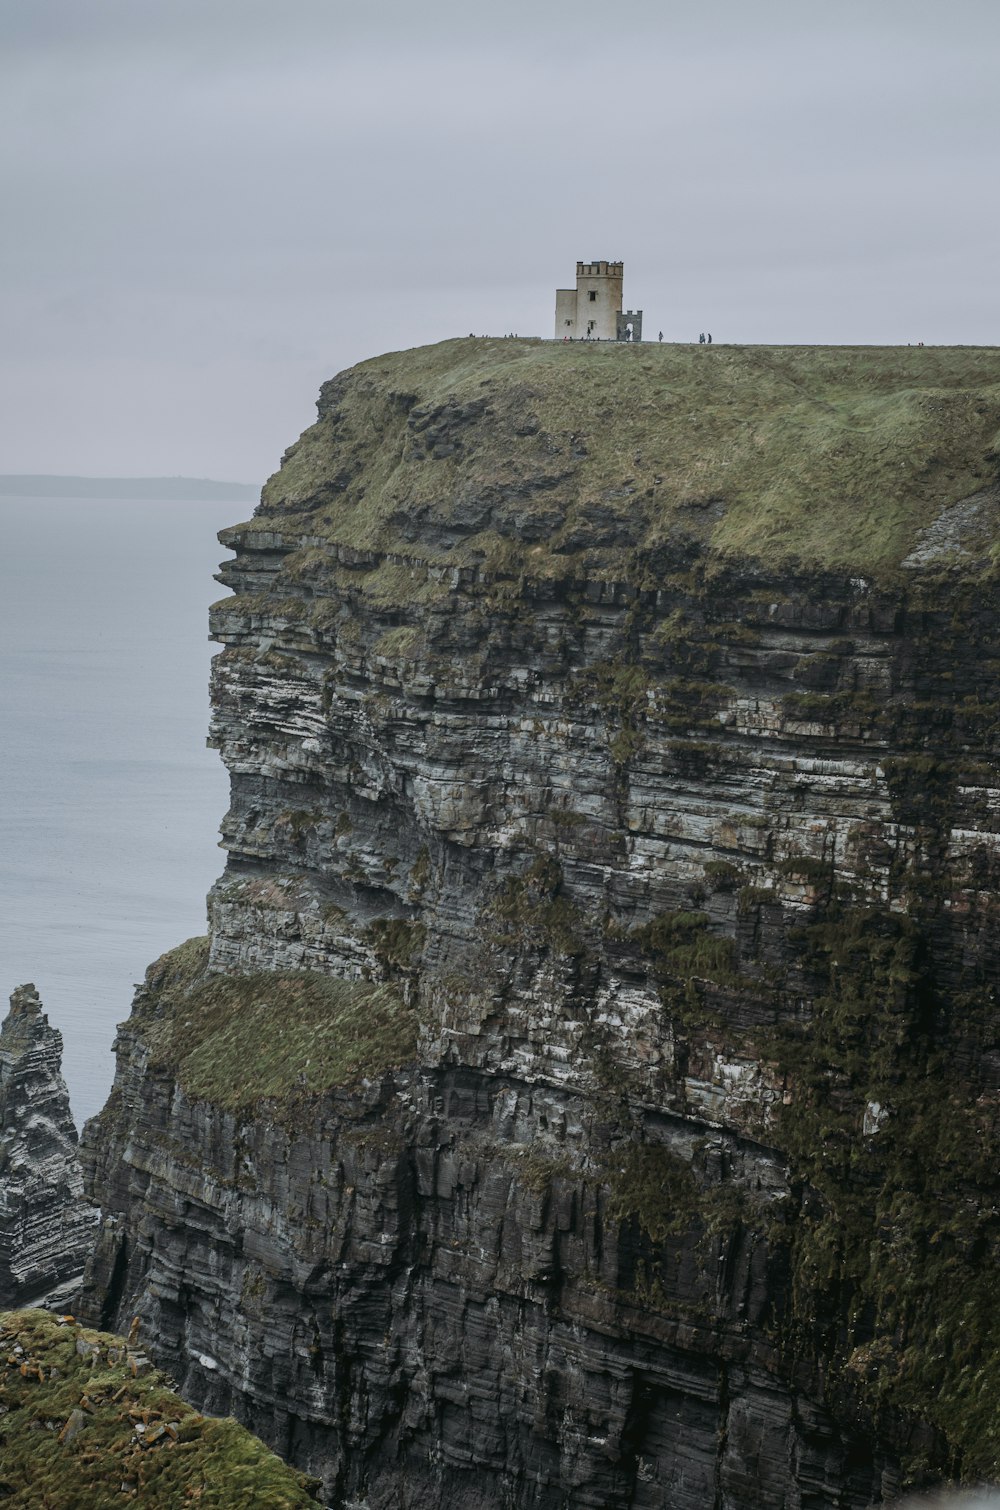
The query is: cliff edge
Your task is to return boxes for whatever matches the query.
[81,338,1000,1508]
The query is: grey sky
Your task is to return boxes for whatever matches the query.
[1,0,997,482]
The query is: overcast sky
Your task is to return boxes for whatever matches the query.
[1,0,997,483]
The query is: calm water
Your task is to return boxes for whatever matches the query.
[0,497,243,1125]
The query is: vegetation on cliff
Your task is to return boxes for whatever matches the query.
[769,907,1000,1480]
[0,1308,319,1506]
[131,937,416,1113]
[630,891,1000,1481]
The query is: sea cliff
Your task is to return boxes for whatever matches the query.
[79,338,1000,1507]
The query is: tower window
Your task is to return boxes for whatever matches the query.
[589,291,597,302]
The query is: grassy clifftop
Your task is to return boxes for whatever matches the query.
[254,337,1000,578]
[0,1309,319,1506]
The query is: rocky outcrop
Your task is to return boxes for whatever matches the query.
[0,985,97,1308]
[81,339,1000,1507]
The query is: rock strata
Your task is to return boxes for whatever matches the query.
[80,340,1000,1507]
[0,985,97,1308]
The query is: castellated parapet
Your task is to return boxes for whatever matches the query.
[555,259,640,340]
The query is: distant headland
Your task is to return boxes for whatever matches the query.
[0,475,260,502]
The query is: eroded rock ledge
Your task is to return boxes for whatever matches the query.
[80,339,1000,1508]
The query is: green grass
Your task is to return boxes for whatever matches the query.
[487,855,585,956]
[632,909,738,983]
[134,940,417,1112]
[0,1309,319,1506]
[242,337,1000,582]
[604,1143,702,1244]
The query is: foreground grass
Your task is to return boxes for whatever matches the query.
[0,1309,319,1507]
[254,337,1000,577]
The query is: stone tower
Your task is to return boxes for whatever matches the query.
[555,260,636,340]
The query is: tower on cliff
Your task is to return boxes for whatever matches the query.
[554,260,642,341]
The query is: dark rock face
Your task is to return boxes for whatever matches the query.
[80,343,1000,1507]
[0,985,97,1307]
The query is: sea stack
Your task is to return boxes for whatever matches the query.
[0,984,97,1307]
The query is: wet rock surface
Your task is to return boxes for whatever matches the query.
[80,341,1000,1507]
[0,985,97,1308]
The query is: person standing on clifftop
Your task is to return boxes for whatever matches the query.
[707,333,712,343]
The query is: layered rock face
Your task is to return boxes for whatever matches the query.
[82,340,1000,1507]
[0,985,96,1307]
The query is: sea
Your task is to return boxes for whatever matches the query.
[0,495,244,1127]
